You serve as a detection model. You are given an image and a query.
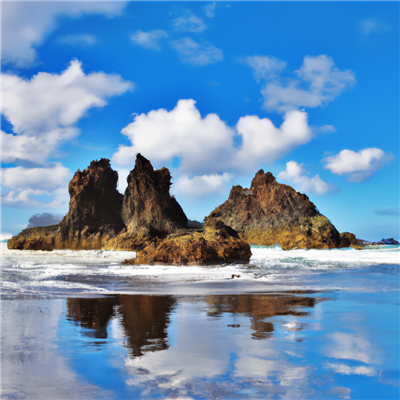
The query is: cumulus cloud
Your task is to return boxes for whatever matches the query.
[171,38,223,66]
[2,60,131,207]
[112,99,235,175]
[172,11,207,33]
[2,2,125,67]
[1,163,71,208]
[204,2,217,18]
[360,19,389,36]
[58,34,99,47]
[323,148,392,182]
[246,55,355,112]
[112,99,315,198]
[2,59,132,165]
[27,212,64,228]
[278,161,339,196]
[174,173,233,199]
[236,110,312,165]
[2,163,71,192]
[130,30,169,51]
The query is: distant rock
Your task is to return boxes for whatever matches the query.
[339,232,364,249]
[208,169,341,250]
[121,154,188,237]
[381,238,399,245]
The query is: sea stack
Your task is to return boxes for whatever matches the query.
[121,153,188,237]
[59,158,125,245]
[208,169,341,250]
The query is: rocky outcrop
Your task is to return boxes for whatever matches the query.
[121,154,188,237]
[123,217,251,265]
[61,159,124,236]
[209,169,341,250]
[339,232,364,249]
[8,155,251,265]
[58,158,125,249]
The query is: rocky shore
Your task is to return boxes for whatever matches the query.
[8,154,367,262]
[8,155,251,265]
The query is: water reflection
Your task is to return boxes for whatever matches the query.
[67,295,176,357]
[206,294,317,339]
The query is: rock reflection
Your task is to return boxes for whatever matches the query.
[67,297,118,339]
[66,295,176,357]
[206,294,317,339]
[118,295,176,357]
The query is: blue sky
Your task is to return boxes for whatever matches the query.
[1,1,399,241]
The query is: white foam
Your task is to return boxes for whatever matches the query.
[1,242,399,297]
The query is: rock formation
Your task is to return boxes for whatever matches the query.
[123,217,251,265]
[8,155,251,265]
[121,154,188,237]
[208,169,341,250]
[339,232,364,249]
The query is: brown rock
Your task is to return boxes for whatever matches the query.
[339,231,364,249]
[8,156,251,265]
[121,154,188,237]
[209,169,341,250]
[60,158,125,242]
[123,217,251,265]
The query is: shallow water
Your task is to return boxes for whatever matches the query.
[1,243,399,399]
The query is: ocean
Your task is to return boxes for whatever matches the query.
[1,243,399,399]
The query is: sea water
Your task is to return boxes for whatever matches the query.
[1,243,399,399]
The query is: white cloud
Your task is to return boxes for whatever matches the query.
[2,59,132,165]
[58,34,99,46]
[0,232,13,241]
[236,110,313,166]
[2,60,131,208]
[246,55,355,113]
[171,38,223,66]
[112,99,234,175]
[204,2,217,18]
[112,99,314,180]
[323,148,391,182]
[1,164,71,208]
[2,2,125,67]
[246,55,287,82]
[174,173,232,199]
[360,19,389,36]
[325,332,377,364]
[2,163,71,192]
[278,161,339,196]
[172,11,207,33]
[326,363,377,377]
[130,30,169,51]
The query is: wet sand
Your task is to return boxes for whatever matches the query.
[1,290,399,399]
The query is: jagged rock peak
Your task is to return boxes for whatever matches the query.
[60,158,124,238]
[251,169,276,188]
[122,153,188,236]
[209,169,340,250]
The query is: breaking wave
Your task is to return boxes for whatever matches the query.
[1,243,399,298]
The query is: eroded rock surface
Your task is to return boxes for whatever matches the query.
[122,154,188,236]
[209,169,341,250]
[123,217,251,265]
